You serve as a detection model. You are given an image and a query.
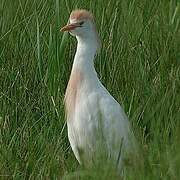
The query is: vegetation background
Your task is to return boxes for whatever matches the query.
[0,0,179,179]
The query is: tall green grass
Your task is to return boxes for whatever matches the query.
[0,0,179,179]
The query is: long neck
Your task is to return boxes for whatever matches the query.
[72,36,98,78]
[65,36,99,118]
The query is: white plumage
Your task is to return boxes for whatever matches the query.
[61,9,137,171]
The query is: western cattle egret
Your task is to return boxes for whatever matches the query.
[61,9,137,171]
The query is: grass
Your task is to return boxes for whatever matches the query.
[0,0,179,179]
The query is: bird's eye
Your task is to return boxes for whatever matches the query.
[79,21,84,26]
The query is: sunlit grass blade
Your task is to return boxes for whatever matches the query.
[36,13,42,81]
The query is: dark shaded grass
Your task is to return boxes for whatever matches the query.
[0,0,179,179]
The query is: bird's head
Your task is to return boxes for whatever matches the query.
[61,9,100,47]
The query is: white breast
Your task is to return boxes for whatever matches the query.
[66,70,136,169]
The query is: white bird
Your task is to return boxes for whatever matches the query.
[61,9,137,171]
